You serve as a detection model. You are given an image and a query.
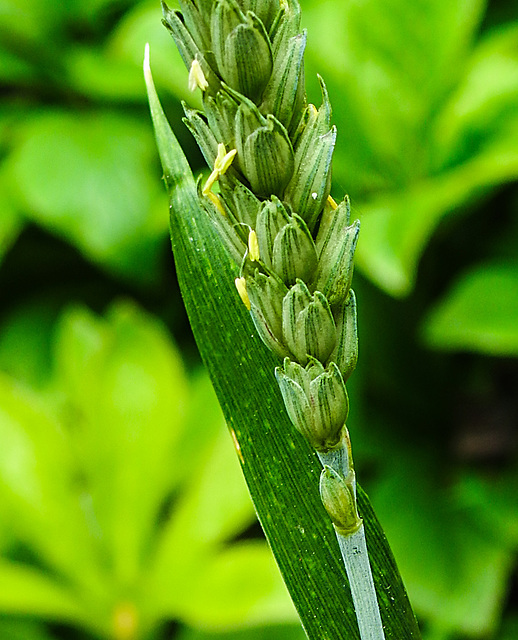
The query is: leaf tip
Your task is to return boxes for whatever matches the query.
[143,42,151,78]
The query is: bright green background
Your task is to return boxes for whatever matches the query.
[0,0,517,639]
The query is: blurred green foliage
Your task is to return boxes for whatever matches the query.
[0,301,299,638]
[0,0,517,639]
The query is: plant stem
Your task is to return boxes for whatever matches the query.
[337,525,386,640]
[318,442,386,640]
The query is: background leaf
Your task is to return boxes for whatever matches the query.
[371,456,513,637]
[4,111,167,282]
[176,624,307,640]
[302,0,518,297]
[0,561,86,623]
[0,373,104,597]
[422,262,518,355]
[52,301,189,589]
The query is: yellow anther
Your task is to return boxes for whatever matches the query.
[202,170,218,196]
[235,277,251,310]
[248,230,260,262]
[214,144,237,175]
[188,58,208,92]
[202,143,237,195]
[215,142,227,166]
[206,191,226,215]
[327,195,338,210]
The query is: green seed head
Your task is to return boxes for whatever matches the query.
[235,103,294,197]
[329,290,358,381]
[237,0,280,32]
[271,213,317,285]
[158,0,360,463]
[285,126,336,230]
[319,466,363,535]
[256,196,291,268]
[246,271,291,359]
[212,0,273,101]
[260,30,307,130]
[314,211,360,307]
[276,359,348,451]
[255,198,317,285]
[282,281,337,365]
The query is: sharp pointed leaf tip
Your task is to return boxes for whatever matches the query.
[144,42,159,106]
[144,43,151,77]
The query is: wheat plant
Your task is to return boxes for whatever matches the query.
[144,1,421,638]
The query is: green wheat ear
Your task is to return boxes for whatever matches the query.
[146,2,386,638]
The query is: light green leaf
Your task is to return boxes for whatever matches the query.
[0,560,86,623]
[172,370,229,485]
[166,430,256,551]
[64,46,148,101]
[355,145,518,296]
[53,301,189,588]
[304,0,486,191]
[455,470,518,550]
[352,22,518,296]
[303,1,518,298]
[0,373,104,597]
[4,111,168,282]
[177,542,297,629]
[433,23,518,168]
[146,52,420,640]
[0,0,67,44]
[422,262,518,355]
[65,0,192,103]
[0,296,300,636]
[144,429,259,623]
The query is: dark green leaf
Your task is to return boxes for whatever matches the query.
[146,57,420,640]
[500,615,518,640]
[0,618,59,640]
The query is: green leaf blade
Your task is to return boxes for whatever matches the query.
[145,60,421,639]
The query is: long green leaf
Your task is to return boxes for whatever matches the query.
[146,50,420,640]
